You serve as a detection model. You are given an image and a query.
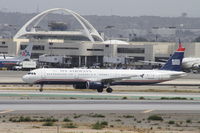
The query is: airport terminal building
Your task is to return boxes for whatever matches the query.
[0,8,199,68]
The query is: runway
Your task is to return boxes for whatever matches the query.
[0,99,200,111]
[0,71,199,114]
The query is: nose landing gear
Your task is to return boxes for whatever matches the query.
[39,84,44,92]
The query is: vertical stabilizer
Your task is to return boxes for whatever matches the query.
[15,43,33,61]
[160,41,185,71]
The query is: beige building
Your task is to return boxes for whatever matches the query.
[0,38,199,67]
[0,8,199,68]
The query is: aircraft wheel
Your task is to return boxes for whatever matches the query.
[97,88,103,93]
[106,87,113,93]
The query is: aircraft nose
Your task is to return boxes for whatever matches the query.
[22,75,29,83]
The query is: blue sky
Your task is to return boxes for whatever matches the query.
[0,0,200,17]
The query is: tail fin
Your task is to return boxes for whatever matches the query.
[16,43,33,61]
[160,40,185,71]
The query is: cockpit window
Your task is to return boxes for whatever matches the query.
[27,72,36,75]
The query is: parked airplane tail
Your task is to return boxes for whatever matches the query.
[15,43,33,61]
[160,41,185,71]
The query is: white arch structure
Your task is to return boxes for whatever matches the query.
[14,8,104,42]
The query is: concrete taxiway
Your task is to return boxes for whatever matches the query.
[0,99,200,112]
[0,90,199,113]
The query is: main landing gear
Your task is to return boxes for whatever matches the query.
[97,84,113,93]
[106,87,113,93]
[105,83,113,93]
[97,88,104,93]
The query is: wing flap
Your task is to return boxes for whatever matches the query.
[101,75,137,84]
[85,75,137,83]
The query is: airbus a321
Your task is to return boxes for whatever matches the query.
[22,44,186,93]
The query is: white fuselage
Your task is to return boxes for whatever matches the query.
[182,58,200,69]
[0,56,14,60]
[22,68,185,85]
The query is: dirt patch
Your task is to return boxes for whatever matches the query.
[0,112,200,133]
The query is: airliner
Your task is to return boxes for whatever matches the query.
[0,43,33,68]
[182,57,200,72]
[140,57,200,73]
[139,40,200,73]
[22,44,186,93]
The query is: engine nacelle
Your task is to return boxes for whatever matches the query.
[192,63,200,69]
[73,82,104,90]
[86,82,104,90]
[73,84,87,89]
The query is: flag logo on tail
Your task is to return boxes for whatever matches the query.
[22,50,30,57]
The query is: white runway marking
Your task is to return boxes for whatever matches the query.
[0,109,14,114]
[143,109,154,113]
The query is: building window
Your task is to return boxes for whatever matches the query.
[87,49,104,51]
[105,45,109,47]
[33,45,45,50]
[31,53,43,58]
[20,45,44,50]
[20,45,26,50]
[132,56,145,61]
[2,41,5,45]
[49,47,79,50]
[0,52,8,54]
[0,46,8,48]
[117,48,145,54]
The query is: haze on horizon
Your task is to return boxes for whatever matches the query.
[0,0,200,17]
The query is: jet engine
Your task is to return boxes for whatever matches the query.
[73,82,104,90]
[192,63,200,69]
[86,81,105,90]
[73,83,87,89]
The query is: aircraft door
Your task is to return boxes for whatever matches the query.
[41,69,45,79]
[74,71,79,79]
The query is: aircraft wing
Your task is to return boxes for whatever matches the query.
[101,76,132,84]
[138,60,165,65]
[87,75,137,84]
[159,59,168,62]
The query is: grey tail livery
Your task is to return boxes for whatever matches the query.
[15,43,33,61]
